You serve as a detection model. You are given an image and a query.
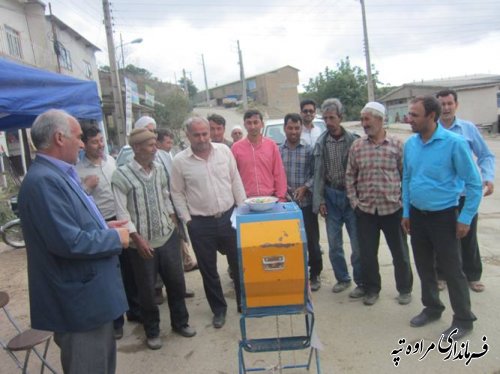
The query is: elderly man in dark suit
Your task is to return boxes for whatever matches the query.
[18,109,130,374]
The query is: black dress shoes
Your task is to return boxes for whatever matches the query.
[410,311,441,327]
[213,313,226,329]
[173,324,197,338]
[441,325,472,340]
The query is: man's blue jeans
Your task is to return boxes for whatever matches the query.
[324,186,362,285]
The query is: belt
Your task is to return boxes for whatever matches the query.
[191,208,231,219]
[410,205,457,216]
[325,181,345,190]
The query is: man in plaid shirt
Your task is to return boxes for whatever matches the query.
[345,102,413,306]
[279,113,323,291]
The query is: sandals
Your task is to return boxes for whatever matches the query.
[469,281,485,293]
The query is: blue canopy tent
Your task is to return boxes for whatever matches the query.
[0,57,102,131]
[0,58,105,177]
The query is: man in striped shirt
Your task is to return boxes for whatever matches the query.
[112,128,196,350]
[345,102,413,306]
[279,113,323,291]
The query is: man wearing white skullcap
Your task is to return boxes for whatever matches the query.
[345,101,413,306]
[230,126,243,143]
[134,116,157,131]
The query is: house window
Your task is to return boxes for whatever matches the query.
[58,44,72,71]
[247,79,257,91]
[83,60,93,79]
[4,25,23,59]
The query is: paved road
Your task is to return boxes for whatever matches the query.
[1,116,499,373]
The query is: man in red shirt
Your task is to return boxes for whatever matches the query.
[232,109,287,201]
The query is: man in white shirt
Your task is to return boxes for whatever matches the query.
[171,116,246,329]
[300,99,323,147]
[76,125,117,221]
[156,128,198,273]
[76,124,140,339]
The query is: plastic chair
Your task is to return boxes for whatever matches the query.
[0,291,58,373]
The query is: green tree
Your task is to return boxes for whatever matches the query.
[303,57,387,120]
[178,77,198,100]
[99,64,191,146]
[154,93,190,142]
[124,64,156,80]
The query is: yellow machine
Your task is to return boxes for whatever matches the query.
[236,202,307,313]
[235,202,321,373]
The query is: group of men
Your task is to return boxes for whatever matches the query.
[18,88,494,373]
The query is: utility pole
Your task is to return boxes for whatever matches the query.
[360,0,375,101]
[201,54,210,106]
[182,69,189,98]
[237,40,248,110]
[120,33,125,70]
[103,0,126,146]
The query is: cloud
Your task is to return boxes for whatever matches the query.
[55,0,500,90]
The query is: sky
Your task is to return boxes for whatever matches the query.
[50,0,500,92]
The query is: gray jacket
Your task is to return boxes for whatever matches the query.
[312,127,359,214]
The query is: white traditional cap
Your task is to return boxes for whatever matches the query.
[134,116,157,129]
[362,102,386,117]
[231,125,243,133]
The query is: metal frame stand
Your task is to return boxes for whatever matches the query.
[238,310,321,373]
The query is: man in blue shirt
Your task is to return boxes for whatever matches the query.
[436,89,495,293]
[401,96,482,340]
[279,113,322,291]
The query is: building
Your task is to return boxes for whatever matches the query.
[99,69,154,149]
[46,15,100,86]
[0,0,101,175]
[200,65,300,117]
[379,75,500,131]
[0,0,100,83]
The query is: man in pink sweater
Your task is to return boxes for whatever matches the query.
[232,109,287,201]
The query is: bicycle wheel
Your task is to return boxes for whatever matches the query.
[2,219,25,248]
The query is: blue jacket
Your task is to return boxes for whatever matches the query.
[18,156,127,333]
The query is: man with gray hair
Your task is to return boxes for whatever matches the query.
[171,116,246,329]
[18,109,130,373]
[112,127,196,350]
[345,102,413,306]
[312,98,363,297]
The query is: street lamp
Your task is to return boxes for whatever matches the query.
[118,34,143,69]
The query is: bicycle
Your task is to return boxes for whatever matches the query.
[0,196,24,249]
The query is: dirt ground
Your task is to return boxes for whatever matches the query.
[1,116,500,373]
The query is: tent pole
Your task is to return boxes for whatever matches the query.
[18,129,27,176]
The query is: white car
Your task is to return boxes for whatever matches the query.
[263,118,326,145]
[115,145,133,166]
